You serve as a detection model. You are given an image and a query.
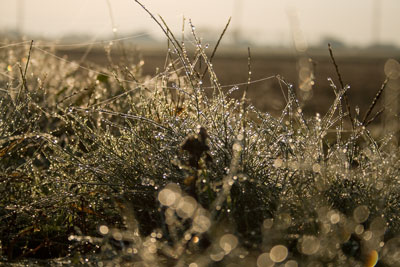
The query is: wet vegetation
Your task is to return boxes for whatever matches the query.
[1,3,400,266]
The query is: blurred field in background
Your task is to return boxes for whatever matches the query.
[59,43,400,124]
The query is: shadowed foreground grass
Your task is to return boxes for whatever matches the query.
[1,6,400,266]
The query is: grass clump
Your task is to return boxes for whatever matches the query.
[1,4,400,266]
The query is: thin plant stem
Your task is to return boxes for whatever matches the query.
[362,77,388,125]
[328,43,354,130]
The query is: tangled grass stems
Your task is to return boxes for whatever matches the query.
[0,3,400,265]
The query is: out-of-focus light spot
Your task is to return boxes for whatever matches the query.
[299,68,312,82]
[256,253,274,267]
[285,260,298,267]
[381,237,400,264]
[384,59,400,79]
[355,224,364,235]
[363,230,373,241]
[276,213,292,229]
[353,205,370,223]
[375,181,384,190]
[263,218,274,229]
[300,235,320,255]
[365,250,379,267]
[233,143,242,152]
[320,223,331,234]
[387,79,400,90]
[147,243,157,254]
[270,245,288,263]
[176,196,197,218]
[99,225,109,235]
[210,250,225,262]
[158,183,182,207]
[219,234,238,254]
[329,212,340,224]
[287,8,308,53]
[192,213,211,233]
[274,158,283,168]
[298,57,309,68]
[312,163,321,173]
[112,231,122,241]
[7,65,12,72]
[189,263,198,267]
[370,217,387,236]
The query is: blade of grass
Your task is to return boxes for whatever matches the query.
[328,43,354,130]
[362,77,388,125]
[202,17,231,78]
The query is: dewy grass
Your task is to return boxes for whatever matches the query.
[1,4,400,266]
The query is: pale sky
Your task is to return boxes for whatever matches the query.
[0,0,399,47]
